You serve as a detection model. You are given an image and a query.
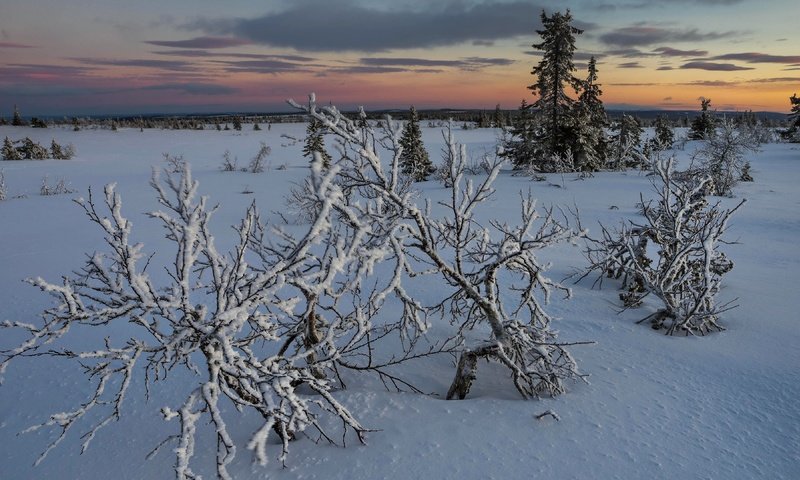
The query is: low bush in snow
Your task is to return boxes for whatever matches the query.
[2,137,75,161]
[582,157,744,335]
[39,175,75,196]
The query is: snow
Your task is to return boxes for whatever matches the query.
[1,123,799,479]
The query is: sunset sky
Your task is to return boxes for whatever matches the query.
[0,0,797,116]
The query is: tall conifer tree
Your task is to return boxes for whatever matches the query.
[528,10,583,164]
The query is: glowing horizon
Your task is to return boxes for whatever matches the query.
[0,1,797,116]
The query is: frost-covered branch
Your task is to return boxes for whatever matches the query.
[291,95,589,400]
[2,161,371,478]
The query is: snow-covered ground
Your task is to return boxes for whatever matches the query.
[1,123,798,479]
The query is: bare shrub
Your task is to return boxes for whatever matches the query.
[162,152,186,173]
[292,94,590,400]
[582,157,744,335]
[693,117,759,196]
[247,142,271,173]
[220,150,238,171]
[2,163,375,476]
[39,176,75,196]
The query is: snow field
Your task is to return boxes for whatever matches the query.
[1,124,798,479]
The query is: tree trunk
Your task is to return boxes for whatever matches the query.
[446,343,500,400]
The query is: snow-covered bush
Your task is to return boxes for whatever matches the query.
[50,139,75,160]
[3,137,74,161]
[292,95,588,400]
[18,138,49,160]
[219,150,237,171]
[39,175,75,196]
[583,158,744,335]
[693,117,759,196]
[2,137,22,160]
[247,142,271,173]
[436,123,493,186]
[2,162,373,477]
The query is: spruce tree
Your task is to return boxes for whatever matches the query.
[689,98,715,140]
[651,115,675,151]
[399,106,433,181]
[501,100,540,168]
[11,105,26,127]
[232,116,242,131]
[478,110,490,128]
[528,10,583,166]
[2,137,21,160]
[786,93,800,140]
[19,137,48,160]
[493,104,506,128]
[789,93,800,126]
[609,114,646,170]
[302,118,332,168]
[572,56,607,171]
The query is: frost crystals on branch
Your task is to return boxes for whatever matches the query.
[1,161,369,478]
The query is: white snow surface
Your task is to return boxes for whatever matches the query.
[1,123,798,479]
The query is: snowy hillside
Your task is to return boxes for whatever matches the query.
[1,122,798,479]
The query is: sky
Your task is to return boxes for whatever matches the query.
[0,0,797,116]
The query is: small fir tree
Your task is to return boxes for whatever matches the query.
[608,114,645,170]
[2,137,22,160]
[571,56,607,171]
[399,106,434,181]
[477,110,491,128]
[19,137,48,160]
[50,139,65,159]
[784,93,800,141]
[501,100,540,169]
[302,117,332,168]
[651,115,675,151]
[493,104,506,128]
[11,105,26,126]
[689,98,715,140]
[232,116,242,131]
[50,139,74,160]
